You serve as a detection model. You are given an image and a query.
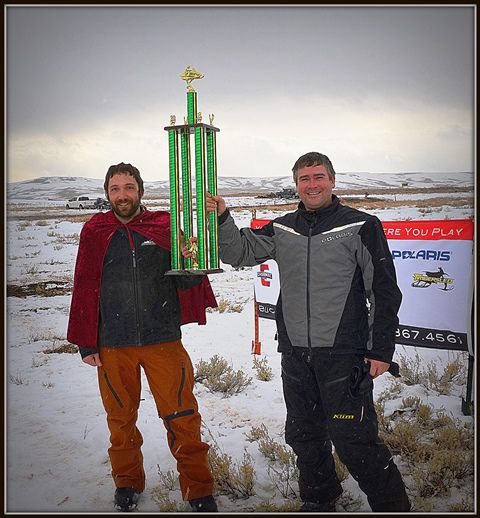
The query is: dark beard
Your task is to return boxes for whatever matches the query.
[111,199,140,220]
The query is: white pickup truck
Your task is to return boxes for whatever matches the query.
[65,196,97,209]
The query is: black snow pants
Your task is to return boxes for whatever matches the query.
[281,348,410,512]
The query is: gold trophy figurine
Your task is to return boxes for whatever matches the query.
[186,237,199,269]
[180,65,204,92]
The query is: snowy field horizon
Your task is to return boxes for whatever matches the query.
[7,170,474,202]
[6,173,475,513]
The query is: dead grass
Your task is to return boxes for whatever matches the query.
[345,196,473,211]
[150,488,185,512]
[7,281,72,298]
[375,367,474,511]
[209,297,244,313]
[43,343,78,354]
[156,468,178,491]
[449,499,474,512]
[255,500,301,512]
[246,424,298,498]
[194,355,253,397]
[229,196,473,214]
[8,212,95,223]
[397,352,466,394]
[208,443,256,499]
[252,356,274,381]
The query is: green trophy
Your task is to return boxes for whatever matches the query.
[164,66,223,275]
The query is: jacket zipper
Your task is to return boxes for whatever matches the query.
[306,220,314,357]
[124,226,142,345]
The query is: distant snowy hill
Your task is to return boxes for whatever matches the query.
[7,171,473,201]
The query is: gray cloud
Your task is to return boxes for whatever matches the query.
[6,5,474,180]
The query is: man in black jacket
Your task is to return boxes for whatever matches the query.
[67,163,218,513]
[206,152,410,512]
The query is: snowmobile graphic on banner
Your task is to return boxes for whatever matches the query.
[410,267,453,291]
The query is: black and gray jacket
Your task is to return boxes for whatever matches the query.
[217,195,402,363]
[79,228,202,358]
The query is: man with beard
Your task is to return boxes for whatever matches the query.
[67,163,218,513]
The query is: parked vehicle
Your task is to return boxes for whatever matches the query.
[93,198,111,210]
[275,188,298,199]
[65,196,97,209]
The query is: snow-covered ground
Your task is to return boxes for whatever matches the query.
[5,196,475,513]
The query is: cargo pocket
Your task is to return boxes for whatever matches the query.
[348,362,373,400]
[328,362,372,426]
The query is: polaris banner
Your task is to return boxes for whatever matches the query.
[251,219,474,355]
[383,219,473,355]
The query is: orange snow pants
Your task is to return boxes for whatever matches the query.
[97,340,214,501]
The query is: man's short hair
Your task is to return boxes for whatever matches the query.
[292,152,336,183]
[104,162,144,195]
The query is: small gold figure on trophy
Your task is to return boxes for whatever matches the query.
[181,65,204,92]
[209,113,215,125]
[197,112,202,123]
[186,237,199,269]
[170,115,176,126]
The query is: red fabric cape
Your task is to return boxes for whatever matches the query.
[67,209,217,349]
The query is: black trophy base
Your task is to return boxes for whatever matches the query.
[165,268,224,276]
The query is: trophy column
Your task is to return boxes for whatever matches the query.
[206,121,219,269]
[167,119,181,270]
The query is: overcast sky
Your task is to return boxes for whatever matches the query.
[6,5,475,183]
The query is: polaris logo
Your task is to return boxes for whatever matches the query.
[320,231,353,244]
[391,250,452,261]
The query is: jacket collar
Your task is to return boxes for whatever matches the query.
[297,194,340,219]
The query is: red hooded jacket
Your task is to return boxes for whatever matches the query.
[67,208,217,349]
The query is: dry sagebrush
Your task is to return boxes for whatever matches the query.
[194,354,252,397]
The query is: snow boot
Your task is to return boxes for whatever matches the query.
[114,487,141,512]
[300,500,337,512]
[368,492,411,512]
[189,495,218,512]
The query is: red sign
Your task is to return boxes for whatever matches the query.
[381,219,473,241]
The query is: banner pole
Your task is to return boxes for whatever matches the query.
[462,354,474,416]
[252,292,261,355]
